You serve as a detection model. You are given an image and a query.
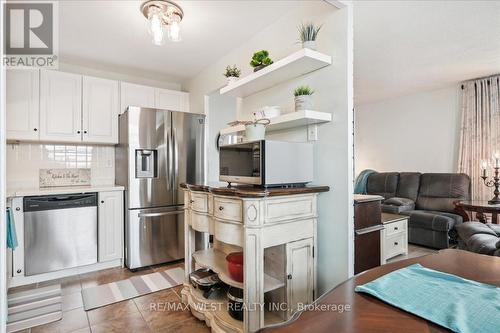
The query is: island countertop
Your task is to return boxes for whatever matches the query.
[180,182,330,198]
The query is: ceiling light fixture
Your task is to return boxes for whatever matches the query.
[141,0,184,45]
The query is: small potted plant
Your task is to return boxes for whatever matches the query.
[294,86,314,111]
[224,65,241,85]
[250,50,273,72]
[298,22,322,50]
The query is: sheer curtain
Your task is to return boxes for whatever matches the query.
[458,75,500,200]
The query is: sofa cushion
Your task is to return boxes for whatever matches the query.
[366,172,399,199]
[416,173,471,213]
[402,210,462,232]
[396,172,421,202]
[456,222,500,256]
[382,197,415,214]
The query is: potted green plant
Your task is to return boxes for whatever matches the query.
[294,86,314,111]
[298,23,322,50]
[224,65,241,85]
[250,50,273,72]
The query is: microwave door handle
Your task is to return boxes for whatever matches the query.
[138,210,184,218]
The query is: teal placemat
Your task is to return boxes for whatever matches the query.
[355,264,500,333]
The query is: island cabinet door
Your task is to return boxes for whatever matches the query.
[98,191,124,263]
[286,238,314,315]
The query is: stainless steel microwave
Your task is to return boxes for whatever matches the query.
[219,140,313,187]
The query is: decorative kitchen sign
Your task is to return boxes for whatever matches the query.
[39,169,91,187]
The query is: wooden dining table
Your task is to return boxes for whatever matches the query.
[262,249,500,333]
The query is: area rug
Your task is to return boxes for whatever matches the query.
[82,267,184,311]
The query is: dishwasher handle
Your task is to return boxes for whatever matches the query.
[24,193,98,212]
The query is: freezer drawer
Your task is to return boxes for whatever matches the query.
[24,205,97,276]
[125,206,185,269]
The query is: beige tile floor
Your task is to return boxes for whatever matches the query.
[8,262,210,333]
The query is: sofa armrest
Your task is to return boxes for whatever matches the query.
[383,197,415,213]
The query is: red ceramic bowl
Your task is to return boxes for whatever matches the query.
[226,252,244,282]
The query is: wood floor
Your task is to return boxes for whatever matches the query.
[8,262,210,333]
[387,244,439,263]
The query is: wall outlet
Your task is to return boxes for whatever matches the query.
[307,124,318,141]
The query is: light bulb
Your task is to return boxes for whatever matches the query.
[168,20,181,42]
[147,10,163,36]
[147,8,165,46]
[152,28,165,46]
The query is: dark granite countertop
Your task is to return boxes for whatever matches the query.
[180,182,330,198]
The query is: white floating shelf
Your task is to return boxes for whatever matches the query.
[220,110,332,135]
[192,248,285,292]
[220,48,332,98]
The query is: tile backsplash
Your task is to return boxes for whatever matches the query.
[7,143,115,189]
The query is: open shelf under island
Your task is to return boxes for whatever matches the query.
[180,183,329,333]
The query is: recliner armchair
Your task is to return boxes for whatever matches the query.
[365,172,471,249]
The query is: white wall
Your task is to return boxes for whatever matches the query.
[355,85,461,174]
[184,1,354,295]
[59,62,182,91]
[206,93,238,182]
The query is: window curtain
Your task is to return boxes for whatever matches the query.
[458,75,500,200]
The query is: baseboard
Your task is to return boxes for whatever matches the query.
[8,259,122,288]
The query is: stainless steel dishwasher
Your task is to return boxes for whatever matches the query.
[24,193,98,276]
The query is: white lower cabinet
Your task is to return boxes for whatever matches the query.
[286,238,314,314]
[182,189,323,333]
[381,218,408,264]
[98,191,124,263]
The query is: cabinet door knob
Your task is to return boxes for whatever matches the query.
[16,269,22,274]
[394,242,399,246]
[33,128,38,132]
[84,130,88,134]
[15,207,20,211]
[287,274,292,280]
[77,130,81,134]
[190,200,194,203]
[101,200,104,204]
[219,206,224,211]
[394,227,399,230]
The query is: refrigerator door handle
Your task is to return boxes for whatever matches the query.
[167,121,173,190]
[138,210,184,218]
[355,224,385,235]
[173,127,179,188]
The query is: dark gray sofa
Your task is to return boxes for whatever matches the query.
[366,172,471,249]
[456,222,500,256]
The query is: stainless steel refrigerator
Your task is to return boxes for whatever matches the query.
[116,106,205,269]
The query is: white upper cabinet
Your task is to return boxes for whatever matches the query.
[6,69,40,141]
[40,70,82,143]
[83,76,119,144]
[120,82,155,113]
[155,88,189,112]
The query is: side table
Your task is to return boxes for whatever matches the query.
[454,200,500,224]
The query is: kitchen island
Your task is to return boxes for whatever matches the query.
[180,183,329,333]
